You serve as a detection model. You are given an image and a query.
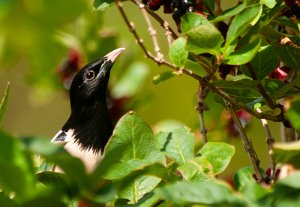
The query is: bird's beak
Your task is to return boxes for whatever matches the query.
[104,48,126,63]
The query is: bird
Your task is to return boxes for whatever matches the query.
[52,48,125,172]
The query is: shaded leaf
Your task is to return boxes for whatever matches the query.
[153,71,176,85]
[250,46,280,79]
[155,180,246,206]
[169,37,188,68]
[93,0,114,10]
[199,142,235,175]
[21,136,89,189]
[156,127,195,165]
[0,82,9,125]
[272,43,300,70]
[233,167,256,191]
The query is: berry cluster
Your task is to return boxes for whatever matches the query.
[142,0,203,31]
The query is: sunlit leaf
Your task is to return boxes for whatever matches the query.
[224,37,261,65]
[156,127,195,166]
[211,3,246,23]
[93,0,114,10]
[186,25,224,56]
[181,13,211,33]
[224,5,262,54]
[169,37,188,68]
[199,142,235,175]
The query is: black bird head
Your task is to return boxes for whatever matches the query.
[52,48,125,153]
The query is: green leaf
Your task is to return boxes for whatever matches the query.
[186,25,224,56]
[261,0,276,8]
[155,180,246,205]
[169,37,188,68]
[249,46,279,79]
[214,79,262,107]
[272,43,300,70]
[156,127,195,166]
[93,0,114,10]
[224,5,262,54]
[210,3,246,23]
[21,136,90,189]
[224,37,261,65]
[112,62,149,98]
[0,193,18,207]
[0,82,9,125]
[177,158,210,181]
[93,112,165,202]
[0,130,35,201]
[199,142,235,175]
[153,71,176,85]
[273,141,300,168]
[181,13,211,33]
[233,167,256,191]
[262,78,285,97]
[275,172,300,189]
[286,98,300,133]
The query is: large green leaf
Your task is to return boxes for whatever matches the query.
[185,25,224,56]
[250,46,280,79]
[0,130,36,201]
[199,142,235,175]
[156,127,195,166]
[0,82,9,125]
[169,37,188,68]
[98,112,165,179]
[224,5,262,55]
[286,98,300,133]
[93,112,165,203]
[224,37,261,65]
[155,180,247,206]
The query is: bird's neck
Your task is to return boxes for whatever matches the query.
[63,97,113,153]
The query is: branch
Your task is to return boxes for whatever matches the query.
[227,103,264,183]
[115,1,285,123]
[256,108,276,182]
[196,84,209,144]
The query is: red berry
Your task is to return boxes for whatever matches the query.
[269,66,289,81]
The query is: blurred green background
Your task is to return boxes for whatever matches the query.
[0,0,282,176]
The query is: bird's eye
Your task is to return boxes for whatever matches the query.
[84,70,96,80]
